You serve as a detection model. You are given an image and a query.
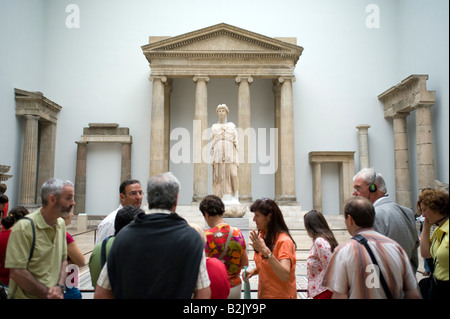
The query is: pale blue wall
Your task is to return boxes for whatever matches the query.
[1,0,448,215]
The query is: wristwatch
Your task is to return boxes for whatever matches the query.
[262,252,273,260]
[56,283,66,293]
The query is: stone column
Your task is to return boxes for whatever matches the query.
[74,141,87,215]
[37,122,57,205]
[392,113,412,208]
[121,143,132,182]
[236,75,253,203]
[164,80,173,173]
[339,158,355,213]
[192,75,209,202]
[356,124,370,170]
[415,105,436,191]
[278,76,297,204]
[20,115,39,207]
[312,162,322,211]
[273,81,282,201]
[149,75,167,177]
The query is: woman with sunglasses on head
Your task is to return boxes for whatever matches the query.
[244,198,297,299]
[417,189,449,299]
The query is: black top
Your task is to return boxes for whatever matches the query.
[108,212,204,299]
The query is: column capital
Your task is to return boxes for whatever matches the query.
[193,75,210,83]
[24,114,40,121]
[392,112,409,120]
[356,124,371,130]
[277,76,296,84]
[235,75,253,85]
[149,75,167,83]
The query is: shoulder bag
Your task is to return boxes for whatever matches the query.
[352,234,394,299]
[218,225,234,261]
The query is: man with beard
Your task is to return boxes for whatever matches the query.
[5,178,75,299]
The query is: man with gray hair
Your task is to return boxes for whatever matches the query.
[352,168,419,273]
[95,172,211,299]
[6,178,75,299]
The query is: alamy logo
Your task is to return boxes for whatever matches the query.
[365,4,380,29]
[365,264,381,289]
[65,264,79,288]
[170,120,278,175]
[65,4,80,29]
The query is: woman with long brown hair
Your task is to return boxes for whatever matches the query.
[244,198,297,299]
[304,210,338,299]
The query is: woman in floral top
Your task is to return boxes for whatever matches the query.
[304,210,339,299]
[200,195,249,299]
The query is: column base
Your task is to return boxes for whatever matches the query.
[191,195,206,204]
[238,194,253,203]
[275,195,298,206]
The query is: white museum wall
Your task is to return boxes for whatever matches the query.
[0,0,46,209]
[0,0,448,216]
[396,0,450,207]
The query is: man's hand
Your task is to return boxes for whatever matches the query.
[47,285,64,299]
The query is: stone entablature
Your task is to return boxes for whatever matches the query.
[379,75,435,118]
[80,123,132,144]
[15,88,62,124]
[0,165,12,182]
[141,23,303,78]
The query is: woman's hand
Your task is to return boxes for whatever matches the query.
[243,267,257,282]
[249,230,271,257]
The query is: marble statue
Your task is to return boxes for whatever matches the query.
[210,104,239,204]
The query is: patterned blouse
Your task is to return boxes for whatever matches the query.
[205,224,246,287]
[306,237,333,298]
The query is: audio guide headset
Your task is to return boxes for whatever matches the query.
[368,171,377,193]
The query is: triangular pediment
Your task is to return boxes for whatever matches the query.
[142,23,303,77]
[142,23,303,55]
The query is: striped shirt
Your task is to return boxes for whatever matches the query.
[322,229,418,299]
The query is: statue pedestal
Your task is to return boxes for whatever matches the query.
[224,217,250,245]
[222,193,247,218]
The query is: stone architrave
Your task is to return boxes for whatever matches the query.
[309,151,355,214]
[15,89,62,208]
[378,74,436,206]
[0,165,12,182]
[141,23,303,206]
[74,123,132,215]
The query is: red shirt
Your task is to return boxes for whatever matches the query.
[0,229,12,285]
[206,257,230,299]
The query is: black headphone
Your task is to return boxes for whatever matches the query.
[368,171,377,193]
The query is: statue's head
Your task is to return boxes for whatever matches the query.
[216,104,229,114]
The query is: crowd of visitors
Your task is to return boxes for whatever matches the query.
[0,167,448,299]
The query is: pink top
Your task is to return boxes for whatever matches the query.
[306,237,333,298]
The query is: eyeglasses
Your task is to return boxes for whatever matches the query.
[353,184,369,193]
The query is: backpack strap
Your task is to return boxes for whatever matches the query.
[352,234,394,299]
[101,236,112,267]
[218,226,233,261]
[23,217,36,262]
